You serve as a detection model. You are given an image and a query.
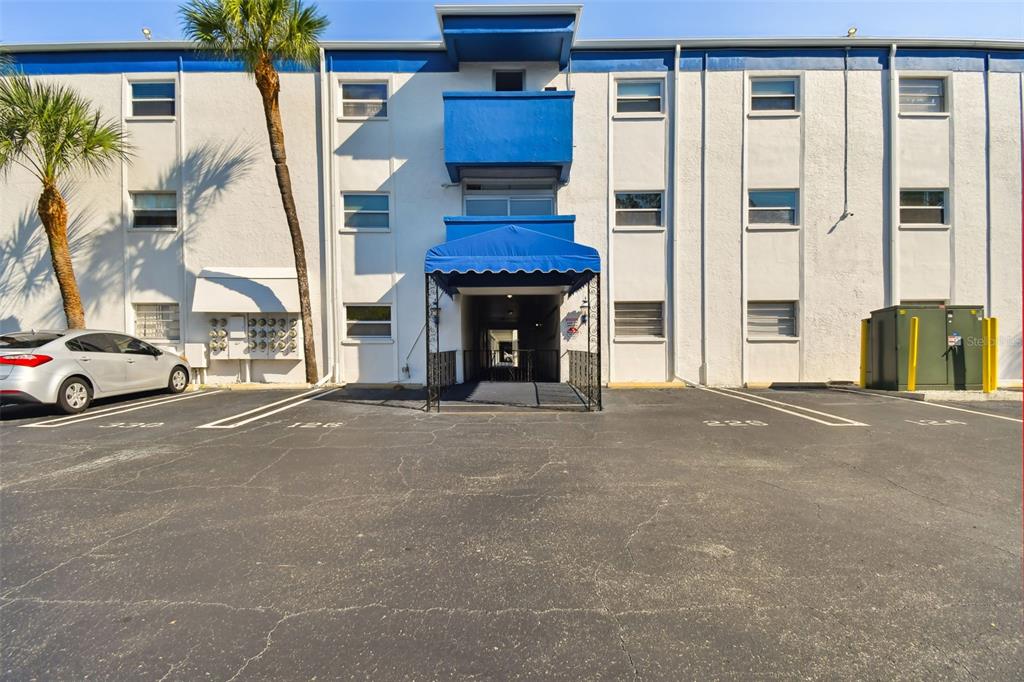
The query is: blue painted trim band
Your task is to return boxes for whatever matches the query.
[327,50,453,73]
[10,50,313,75]
[443,90,574,100]
[573,48,1022,73]
[990,51,1024,73]
[693,48,888,71]
[571,50,674,73]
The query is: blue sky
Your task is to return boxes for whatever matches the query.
[1,0,1021,44]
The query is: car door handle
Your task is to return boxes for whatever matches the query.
[127,359,136,364]
[79,357,91,362]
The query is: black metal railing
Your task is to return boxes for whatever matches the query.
[463,349,560,383]
[426,350,456,410]
[568,349,600,410]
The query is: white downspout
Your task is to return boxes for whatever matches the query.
[669,42,680,381]
[699,51,709,384]
[320,47,341,384]
[888,43,900,306]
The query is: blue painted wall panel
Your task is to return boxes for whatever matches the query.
[443,91,574,182]
[444,215,575,242]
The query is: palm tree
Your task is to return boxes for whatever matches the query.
[0,74,130,328]
[181,0,327,384]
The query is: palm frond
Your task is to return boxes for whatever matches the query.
[180,0,328,72]
[0,73,131,185]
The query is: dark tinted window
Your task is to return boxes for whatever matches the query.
[0,332,63,349]
[109,334,154,355]
[494,71,524,92]
[131,82,175,117]
[75,333,120,353]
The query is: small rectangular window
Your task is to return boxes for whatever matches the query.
[900,78,946,114]
[464,196,554,217]
[616,80,662,114]
[748,190,798,225]
[131,192,177,229]
[899,189,946,224]
[341,82,388,118]
[748,302,798,338]
[342,193,389,229]
[345,305,392,339]
[133,303,180,341]
[615,192,663,227]
[494,71,525,92]
[131,81,175,117]
[615,302,664,337]
[750,77,798,111]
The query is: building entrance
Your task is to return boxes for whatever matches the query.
[461,293,561,382]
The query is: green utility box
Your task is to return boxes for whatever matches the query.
[867,304,984,391]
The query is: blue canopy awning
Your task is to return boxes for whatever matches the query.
[425,224,600,295]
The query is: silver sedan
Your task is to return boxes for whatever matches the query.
[0,330,191,414]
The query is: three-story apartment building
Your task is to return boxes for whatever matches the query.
[2,4,1021,390]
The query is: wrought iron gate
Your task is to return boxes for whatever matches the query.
[567,275,602,411]
[424,274,453,411]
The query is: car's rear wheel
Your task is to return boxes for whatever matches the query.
[57,377,91,414]
[167,366,189,394]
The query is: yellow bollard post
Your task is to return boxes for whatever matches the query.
[907,316,919,392]
[990,317,998,391]
[981,318,991,393]
[859,319,869,388]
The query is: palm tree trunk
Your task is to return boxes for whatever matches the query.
[37,182,86,329]
[254,55,320,384]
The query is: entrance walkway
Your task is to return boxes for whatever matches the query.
[441,381,586,411]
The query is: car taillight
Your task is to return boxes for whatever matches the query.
[0,354,53,367]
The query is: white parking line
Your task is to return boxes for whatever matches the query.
[693,386,869,426]
[830,387,1023,423]
[20,390,223,428]
[196,388,340,429]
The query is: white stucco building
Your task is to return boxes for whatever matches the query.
[2,4,1022,394]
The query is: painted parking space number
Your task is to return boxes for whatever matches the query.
[905,418,967,426]
[99,422,164,429]
[286,422,343,429]
[704,419,768,427]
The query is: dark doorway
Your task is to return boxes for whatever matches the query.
[461,293,561,382]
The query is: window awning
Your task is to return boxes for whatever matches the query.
[192,267,300,313]
[424,224,600,295]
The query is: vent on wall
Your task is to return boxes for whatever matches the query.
[615,302,664,337]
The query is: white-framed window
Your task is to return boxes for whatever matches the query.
[342,193,390,230]
[615,80,663,114]
[494,70,525,92]
[899,77,946,114]
[133,303,180,341]
[615,302,664,338]
[747,302,798,339]
[899,189,947,224]
[750,77,799,112]
[748,190,799,226]
[131,192,177,229]
[345,304,392,339]
[614,192,663,227]
[464,195,555,217]
[340,82,388,119]
[130,81,175,117]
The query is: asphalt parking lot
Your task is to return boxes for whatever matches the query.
[1,386,1021,679]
